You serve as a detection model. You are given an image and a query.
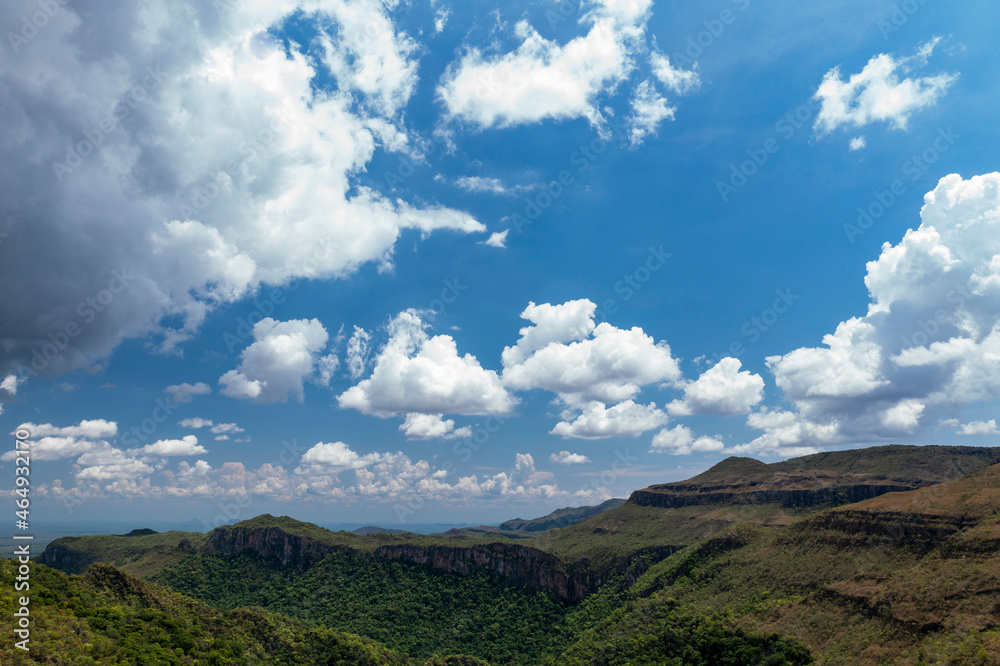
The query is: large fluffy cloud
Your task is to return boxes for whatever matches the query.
[295,441,384,473]
[0,0,483,377]
[748,173,1000,453]
[338,310,516,416]
[438,0,651,129]
[501,300,598,367]
[502,299,682,405]
[668,357,765,416]
[814,39,956,136]
[220,318,333,402]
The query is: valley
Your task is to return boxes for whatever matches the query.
[9,444,1000,664]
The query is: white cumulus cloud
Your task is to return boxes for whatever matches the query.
[0,0,484,377]
[210,422,245,435]
[398,413,472,440]
[958,419,999,436]
[140,435,207,457]
[220,318,331,403]
[295,441,384,473]
[668,357,765,416]
[346,327,373,380]
[76,445,155,482]
[745,173,1000,454]
[14,419,118,440]
[650,425,725,455]
[814,39,956,136]
[502,300,681,405]
[550,450,591,464]
[502,300,598,368]
[338,310,516,416]
[551,400,668,439]
[481,230,509,248]
[438,0,651,129]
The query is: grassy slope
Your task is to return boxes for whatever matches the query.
[600,464,1000,665]
[534,501,805,567]
[41,530,208,576]
[645,445,1000,494]
[767,445,1000,480]
[540,445,1000,568]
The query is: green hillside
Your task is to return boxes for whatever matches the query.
[591,463,1000,664]
[0,559,414,665]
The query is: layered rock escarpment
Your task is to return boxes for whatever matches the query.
[39,540,90,574]
[629,481,918,509]
[203,524,342,572]
[197,521,684,602]
[628,446,1000,511]
[373,542,592,602]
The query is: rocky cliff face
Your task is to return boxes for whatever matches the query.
[202,525,600,601]
[799,510,964,551]
[373,542,592,602]
[39,541,90,575]
[202,527,680,602]
[203,525,346,572]
[629,483,918,509]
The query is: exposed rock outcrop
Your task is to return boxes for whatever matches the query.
[629,483,918,509]
[39,541,90,575]
[202,524,601,601]
[794,509,965,554]
[629,446,1000,512]
[373,542,591,602]
[203,525,348,572]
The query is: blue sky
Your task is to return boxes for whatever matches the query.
[2,0,1000,527]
